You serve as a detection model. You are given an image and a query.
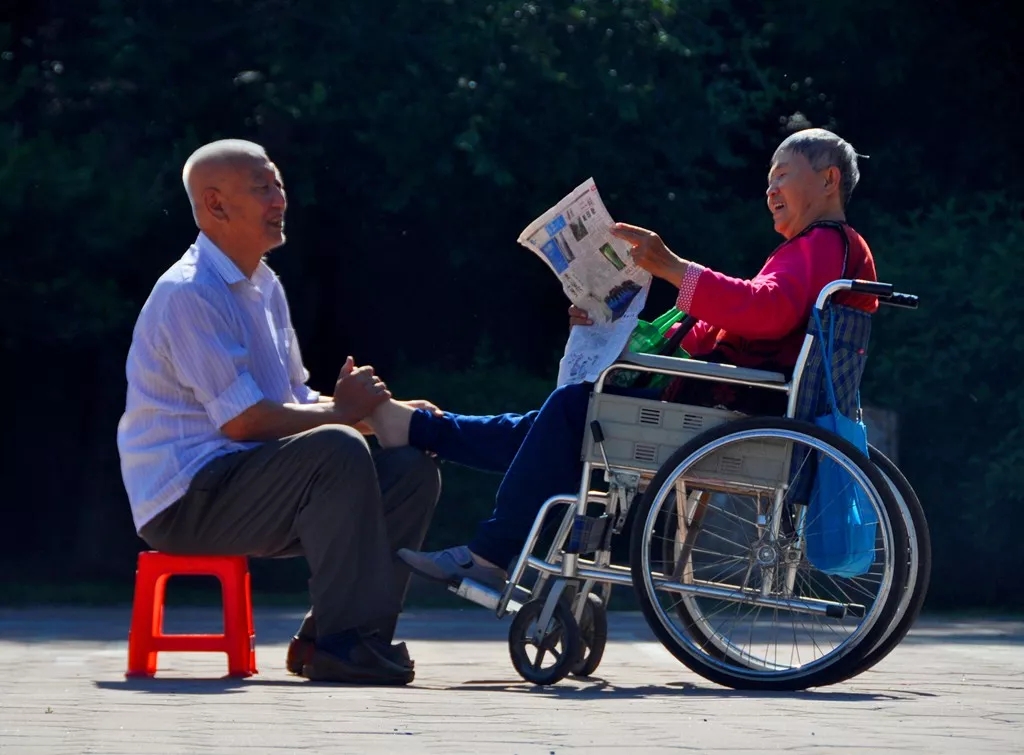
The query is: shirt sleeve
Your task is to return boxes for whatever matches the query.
[159,286,265,428]
[677,229,846,341]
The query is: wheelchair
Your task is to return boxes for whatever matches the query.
[447,278,929,691]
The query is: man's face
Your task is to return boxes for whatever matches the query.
[766,149,832,240]
[217,157,287,255]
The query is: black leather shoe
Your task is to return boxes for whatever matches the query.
[287,634,414,675]
[286,634,316,675]
[302,642,415,685]
[362,631,415,669]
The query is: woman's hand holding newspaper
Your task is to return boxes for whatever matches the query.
[568,305,593,329]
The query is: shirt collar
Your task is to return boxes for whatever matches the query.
[195,232,247,285]
[194,232,275,290]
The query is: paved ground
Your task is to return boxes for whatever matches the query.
[0,607,1022,754]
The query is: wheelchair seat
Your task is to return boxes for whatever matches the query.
[615,351,788,387]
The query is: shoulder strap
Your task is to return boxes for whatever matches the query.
[795,220,852,280]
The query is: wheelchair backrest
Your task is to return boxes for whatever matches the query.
[792,303,872,422]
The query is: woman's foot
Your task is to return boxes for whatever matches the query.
[397,545,507,588]
[368,400,415,448]
[397,546,534,604]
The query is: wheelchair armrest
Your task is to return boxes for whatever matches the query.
[609,352,788,386]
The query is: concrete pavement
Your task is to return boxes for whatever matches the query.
[0,608,1021,753]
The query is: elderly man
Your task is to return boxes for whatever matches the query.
[117,139,440,685]
[369,127,879,592]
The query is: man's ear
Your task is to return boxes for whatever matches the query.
[203,188,227,221]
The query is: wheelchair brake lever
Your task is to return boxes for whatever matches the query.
[589,420,637,534]
[590,420,612,471]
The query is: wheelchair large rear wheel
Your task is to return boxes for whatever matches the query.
[659,443,931,685]
[630,417,908,691]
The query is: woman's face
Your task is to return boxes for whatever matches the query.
[766,149,835,240]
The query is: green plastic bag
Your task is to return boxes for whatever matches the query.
[607,307,690,390]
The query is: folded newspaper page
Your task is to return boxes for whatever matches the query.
[517,178,652,386]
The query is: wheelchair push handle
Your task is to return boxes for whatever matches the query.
[816,279,919,311]
[880,291,919,309]
[849,279,893,297]
[848,279,919,309]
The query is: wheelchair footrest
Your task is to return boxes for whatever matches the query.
[448,578,531,614]
[565,514,612,555]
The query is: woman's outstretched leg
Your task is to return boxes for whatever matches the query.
[394,382,593,587]
[371,400,538,475]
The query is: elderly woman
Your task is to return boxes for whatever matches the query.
[372,127,880,590]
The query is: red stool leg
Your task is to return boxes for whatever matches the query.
[153,573,170,636]
[126,553,158,677]
[244,568,257,674]
[221,557,256,677]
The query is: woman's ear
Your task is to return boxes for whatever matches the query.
[823,165,841,193]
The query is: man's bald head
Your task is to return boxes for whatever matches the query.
[180,139,288,269]
[182,139,271,224]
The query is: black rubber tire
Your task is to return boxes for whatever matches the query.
[570,593,608,678]
[508,598,581,686]
[629,416,909,691]
[841,444,931,677]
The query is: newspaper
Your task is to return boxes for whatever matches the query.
[517,178,651,386]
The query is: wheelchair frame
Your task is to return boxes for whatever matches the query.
[445,278,923,687]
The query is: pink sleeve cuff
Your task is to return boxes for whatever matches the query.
[675,262,706,313]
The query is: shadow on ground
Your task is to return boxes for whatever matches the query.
[92,674,935,702]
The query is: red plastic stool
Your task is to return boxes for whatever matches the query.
[126,551,257,678]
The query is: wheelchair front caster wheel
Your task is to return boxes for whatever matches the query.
[571,593,608,678]
[508,598,581,686]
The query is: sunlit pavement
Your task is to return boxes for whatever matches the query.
[1,608,1021,753]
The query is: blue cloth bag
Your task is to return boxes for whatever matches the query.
[802,308,878,578]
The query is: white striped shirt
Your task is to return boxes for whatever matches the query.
[116,232,320,531]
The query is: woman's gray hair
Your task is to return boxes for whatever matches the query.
[773,128,863,206]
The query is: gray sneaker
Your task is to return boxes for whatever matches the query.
[397,545,508,591]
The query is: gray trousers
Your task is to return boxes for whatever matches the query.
[138,425,441,641]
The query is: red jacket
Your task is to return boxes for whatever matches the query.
[668,221,878,372]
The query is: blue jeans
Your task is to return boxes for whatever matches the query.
[407,382,658,568]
